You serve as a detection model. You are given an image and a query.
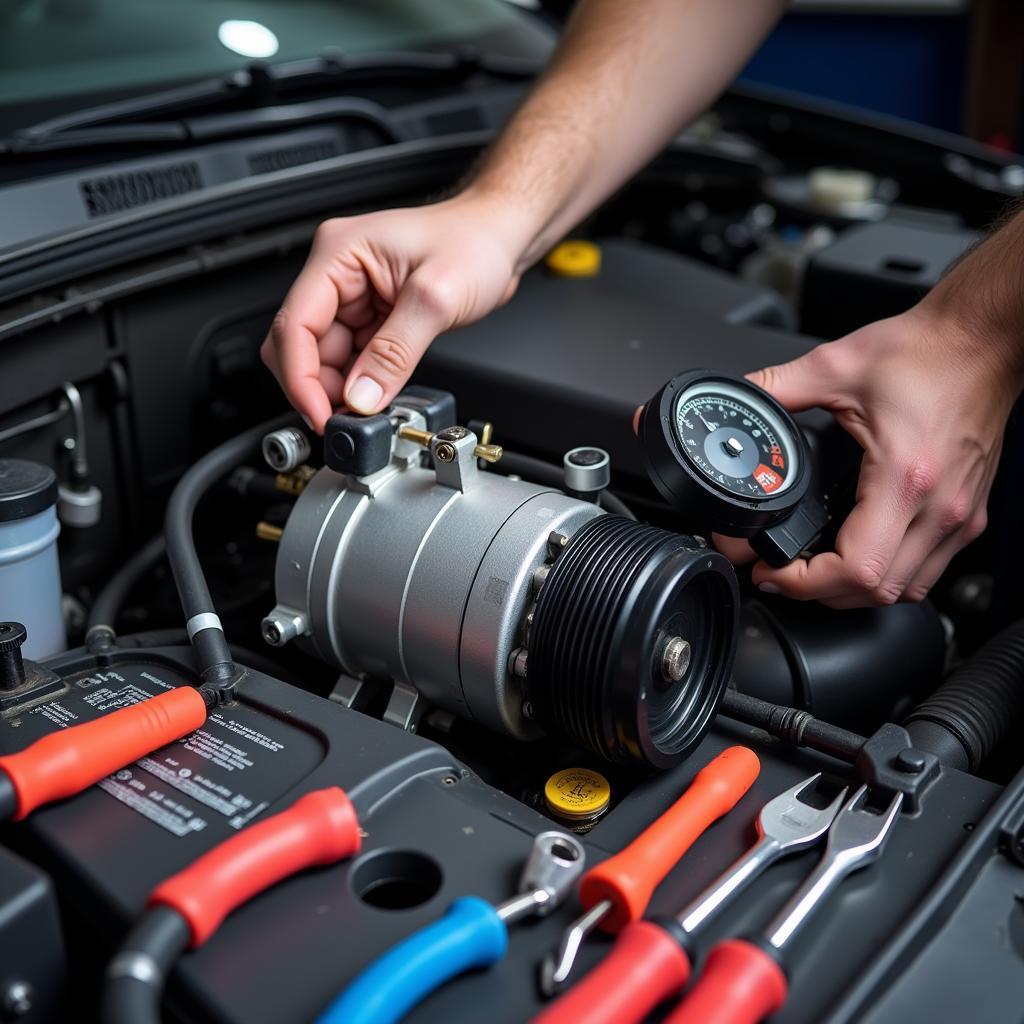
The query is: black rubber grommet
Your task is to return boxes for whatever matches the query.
[528,516,739,769]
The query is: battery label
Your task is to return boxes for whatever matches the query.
[98,768,209,837]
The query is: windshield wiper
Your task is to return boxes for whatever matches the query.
[2,97,405,155]
[13,49,539,143]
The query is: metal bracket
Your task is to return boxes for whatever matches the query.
[329,673,374,712]
[383,680,425,733]
[431,426,480,493]
[855,722,941,814]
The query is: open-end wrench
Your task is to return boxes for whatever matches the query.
[664,785,903,1024]
[534,773,846,1024]
[539,746,761,997]
[316,830,585,1024]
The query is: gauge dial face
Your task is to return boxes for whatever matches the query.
[674,380,800,500]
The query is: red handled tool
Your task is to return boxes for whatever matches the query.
[0,686,208,821]
[533,773,845,1024]
[101,787,361,1024]
[539,745,760,996]
[663,785,902,1024]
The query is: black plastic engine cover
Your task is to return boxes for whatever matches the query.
[0,643,1016,1024]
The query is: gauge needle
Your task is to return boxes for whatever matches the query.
[697,411,717,432]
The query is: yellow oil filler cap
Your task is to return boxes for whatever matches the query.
[545,240,602,278]
[543,767,611,831]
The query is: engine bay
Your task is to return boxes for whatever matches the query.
[1,83,1024,1024]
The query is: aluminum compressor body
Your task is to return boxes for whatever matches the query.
[263,401,739,768]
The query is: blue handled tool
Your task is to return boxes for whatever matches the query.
[317,831,586,1024]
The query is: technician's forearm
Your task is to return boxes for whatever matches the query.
[920,203,1024,397]
[463,0,787,270]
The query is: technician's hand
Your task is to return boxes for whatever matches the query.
[716,306,1019,608]
[262,196,522,432]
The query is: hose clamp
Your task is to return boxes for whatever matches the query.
[186,613,223,640]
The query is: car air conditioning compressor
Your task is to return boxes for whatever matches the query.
[261,388,739,769]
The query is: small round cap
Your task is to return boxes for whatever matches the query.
[0,460,58,523]
[545,240,602,278]
[0,622,27,655]
[544,767,611,822]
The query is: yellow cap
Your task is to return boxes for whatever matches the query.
[545,240,602,278]
[543,768,611,821]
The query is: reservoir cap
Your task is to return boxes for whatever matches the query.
[544,767,611,824]
[0,459,58,523]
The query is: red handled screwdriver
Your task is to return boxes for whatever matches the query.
[533,773,845,1024]
[539,745,760,996]
[101,786,362,1024]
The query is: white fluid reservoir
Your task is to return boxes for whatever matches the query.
[0,460,66,659]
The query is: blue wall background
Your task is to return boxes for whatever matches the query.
[739,12,970,133]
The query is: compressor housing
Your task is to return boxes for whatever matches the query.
[262,395,738,768]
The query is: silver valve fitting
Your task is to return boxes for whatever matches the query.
[262,427,312,473]
[563,447,610,501]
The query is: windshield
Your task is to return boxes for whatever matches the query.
[0,0,546,129]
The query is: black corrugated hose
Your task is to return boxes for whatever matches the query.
[905,618,1024,772]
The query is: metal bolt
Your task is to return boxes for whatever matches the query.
[438,426,469,441]
[260,607,307,648]
[547,532,569,558]
[524,609,535,644]
[435,441,457,463]
[3,981,32,1018]
[661,637,692,683]
[442,774,459,786]
[532,564,550,593]
[511,648,529,678]
[522,700,535,720]
[255,521,284,543]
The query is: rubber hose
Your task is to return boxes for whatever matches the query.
[905,619,1024,772]
[101,906,190,1024]
[87,534,166,632]
[165,413,294,683]
[497,450,637,520]
[720,689,866,763]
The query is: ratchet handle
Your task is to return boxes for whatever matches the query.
[663,938,788,1024]
[316,896,508,1024]
[150,787,360,946]
[580,746,760,930]
[533,920,691,1024]
[0,687,207,820]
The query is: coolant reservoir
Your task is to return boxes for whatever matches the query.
[0,460,66,659]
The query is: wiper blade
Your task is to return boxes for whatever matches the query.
[16,49,539,141]
[2,97,403,155]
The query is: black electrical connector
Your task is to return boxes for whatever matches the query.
[324,412,392,476]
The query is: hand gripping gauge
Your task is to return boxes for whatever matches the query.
[639,370,830,566]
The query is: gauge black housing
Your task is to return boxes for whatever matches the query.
[639,368,813,538]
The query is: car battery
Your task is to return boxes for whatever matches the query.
[0,640,1011,1023]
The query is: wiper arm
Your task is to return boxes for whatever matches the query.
[3,97,404,155]
[16,49,539,141]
